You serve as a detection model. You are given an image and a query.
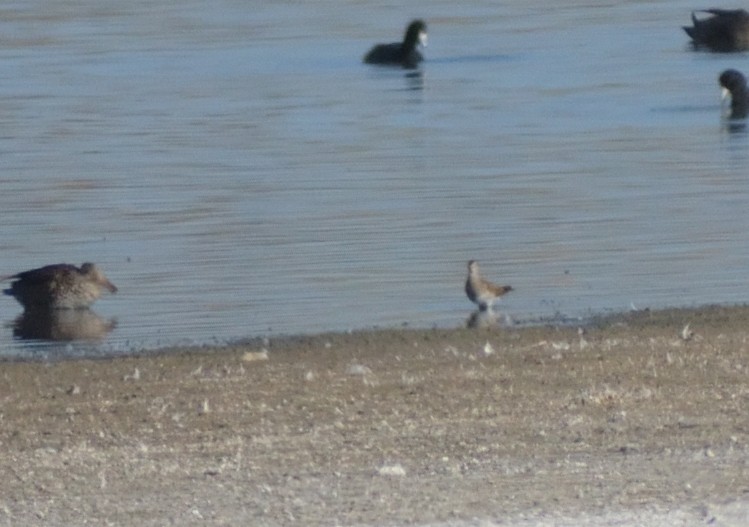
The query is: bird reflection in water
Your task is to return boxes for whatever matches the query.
[466,308,499,329]
[12,308,117,342]
[465,308,514,329]
[405,70,424,91]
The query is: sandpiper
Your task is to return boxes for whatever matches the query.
[465,260,513,311]
[1,262,118,310]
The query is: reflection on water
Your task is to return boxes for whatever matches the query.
[2,0,749,359]
[725,121,748,135]
[12,308,117,342]
[404,70,424,91]
[466,309,500,330]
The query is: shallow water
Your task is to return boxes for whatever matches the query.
[2,0,749,358]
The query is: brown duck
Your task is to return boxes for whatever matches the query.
[465,260,513,312]
[1,262,117,310]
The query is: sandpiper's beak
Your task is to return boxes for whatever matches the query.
[419,31,428,47]
[103,280,118,294]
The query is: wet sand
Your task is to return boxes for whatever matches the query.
[1,305,748,526]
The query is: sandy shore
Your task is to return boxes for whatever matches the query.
[1,305,749,526]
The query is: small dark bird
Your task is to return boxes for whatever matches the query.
[719,69,749,119]
[363,19,427,69]
[683,9,749,51]
[465,260,513,312]
[1,262,118,310]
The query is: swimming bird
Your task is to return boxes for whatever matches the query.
[1,262,118,310]
[719,69,749,119]
[363,19,427,69]
[465,260,513,312]
[683,9,749,51]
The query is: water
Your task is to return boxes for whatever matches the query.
[2,0,749,358]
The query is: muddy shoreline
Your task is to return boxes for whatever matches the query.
[1,305,748,525]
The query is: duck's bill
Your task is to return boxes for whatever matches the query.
[419,31,428,47]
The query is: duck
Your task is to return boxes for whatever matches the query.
[1,262,118,310]
[719,69,749,118]
[465,260,513,312]
[683,9,749,51]
[363,19,427,69]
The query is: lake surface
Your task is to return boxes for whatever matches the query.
[2,0,749,358]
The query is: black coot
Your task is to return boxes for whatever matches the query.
[720,69,749,119]
[683,9,749,51]
[363,20,427,69]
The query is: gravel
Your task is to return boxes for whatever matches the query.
[1,305,748,525]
